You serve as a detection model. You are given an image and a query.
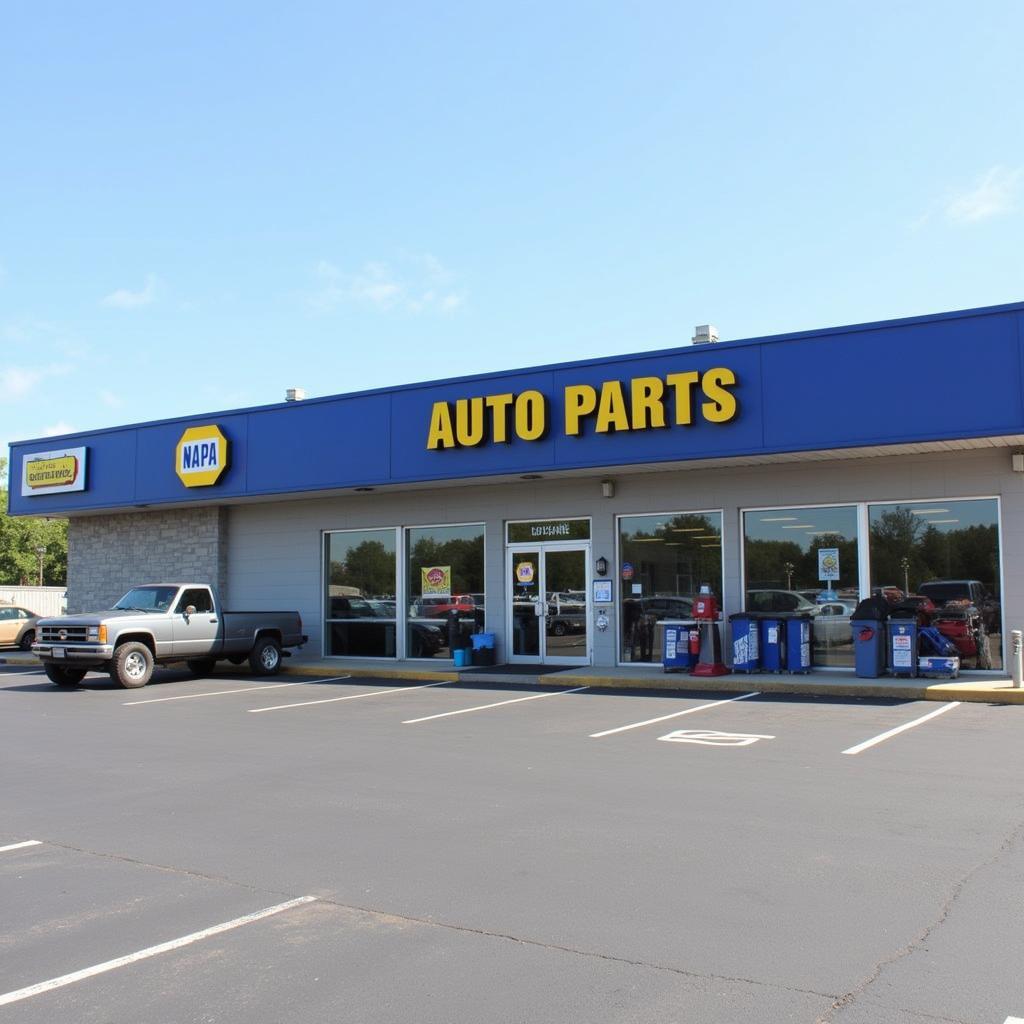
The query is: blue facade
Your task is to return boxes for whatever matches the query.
[8,302,1024,516]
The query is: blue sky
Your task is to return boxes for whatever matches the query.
[3,1,1023,455]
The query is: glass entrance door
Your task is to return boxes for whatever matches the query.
[507,544,590,665]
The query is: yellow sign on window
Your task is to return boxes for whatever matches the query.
[421,566,452,597]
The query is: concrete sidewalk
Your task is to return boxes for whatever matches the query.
[6,649,1020,704]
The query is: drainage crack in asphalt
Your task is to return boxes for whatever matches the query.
[313,894,839,1002]
[31,839,300,902]
[21,838,836,1004]
[816,815,1024,1024]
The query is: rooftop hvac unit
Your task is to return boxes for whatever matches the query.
[691,325,720,345]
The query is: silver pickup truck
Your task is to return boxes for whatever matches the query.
[33,583,307,689]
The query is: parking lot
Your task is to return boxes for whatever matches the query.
[2,663,1022,1024]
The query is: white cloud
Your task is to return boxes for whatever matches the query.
[310,253,465,314]
[944,165,1022,225]
[101,274,158,309]
[42,421,76,438]
[0,368,42,400]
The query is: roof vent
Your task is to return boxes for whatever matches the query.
[691,325,719,345]
[285,387,307,402]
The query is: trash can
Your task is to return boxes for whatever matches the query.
[759,617,784,672]
[850,595,890,678]
[785,615,812,673]
[888,617,918,677]
[729,613,761,672]
[663,619,697,672]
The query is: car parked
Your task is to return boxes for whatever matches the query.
[917,579,1000,633]
[0,605,40,651]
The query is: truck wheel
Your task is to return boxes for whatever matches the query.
[44,665,87,687]
[249,637,282,676]
[111,642,154,689]
[187,658,217,677]
[19,629,35,651]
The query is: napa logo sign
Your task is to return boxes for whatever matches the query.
[175,425,229,488]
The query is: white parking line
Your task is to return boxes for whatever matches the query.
[123,676,351,705]
[0,840,42,853]
[0,895,316,1007]
[403,685,588,724]
[248,680,451,713]
[842,701,961,756]
[1003,1016,1024,1023]
[589,692,760,738]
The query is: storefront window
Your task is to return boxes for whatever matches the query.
[406,524,485,659]
[743,506,859,667]
[324,529,398,657]
[868,499,1001,669]
[618,512,723,663]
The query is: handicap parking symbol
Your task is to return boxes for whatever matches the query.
[658,729,775,747]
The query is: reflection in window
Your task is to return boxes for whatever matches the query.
[868,499,1001,669]
[324,529,397,657]
[618,512,723,664]
[742,506,859,667]
[406,524,485,659]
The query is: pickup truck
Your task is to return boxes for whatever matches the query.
[33,583,307,689]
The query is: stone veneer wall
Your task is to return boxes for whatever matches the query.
[66,507,228,613]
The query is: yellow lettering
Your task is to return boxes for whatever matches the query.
[701,367,738,423]
[485,393,514,443]
[594,380,630,433]
[564,384,598,436]
[455,397,486,446]
[630,376,666,430]
[426,401,456,449]
[666,371,700,425]
[515,390,547,441]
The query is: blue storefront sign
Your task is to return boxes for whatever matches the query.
[8,302,1024,516]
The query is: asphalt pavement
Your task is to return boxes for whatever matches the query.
[1,663,1022,1023]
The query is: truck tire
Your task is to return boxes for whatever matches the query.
[111,642,154,689]
[249,636,282,676]
[44,664,87,687]
[187,658,217,677]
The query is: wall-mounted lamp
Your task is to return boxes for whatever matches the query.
[601,479,615,498]
[595,556,609,576]
[1013,453,1024,473]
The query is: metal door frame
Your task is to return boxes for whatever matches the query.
[506,542,592,665]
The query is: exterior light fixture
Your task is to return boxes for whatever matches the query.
[601,479,615,498]
[595,557,609,576]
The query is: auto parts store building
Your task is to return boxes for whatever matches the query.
[8,301,1023,675]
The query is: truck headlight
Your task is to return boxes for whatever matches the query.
[87,626,99,641]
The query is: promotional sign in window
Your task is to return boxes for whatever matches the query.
[21,447,88,496]
[421,566,452,598]
[817,547,840,582]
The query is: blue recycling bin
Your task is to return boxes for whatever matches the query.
[759,617,784,672]
[785,615,812,674]
[888,618,918,678]
[851,619,886,678]
[662,620,696,672]
[729,613,761,672]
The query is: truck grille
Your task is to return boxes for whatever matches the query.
[41,626,89,643]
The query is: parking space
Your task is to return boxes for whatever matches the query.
[2,663,1023,1022]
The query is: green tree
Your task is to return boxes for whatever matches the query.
[0,457,68,585]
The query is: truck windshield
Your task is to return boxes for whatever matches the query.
[114,586,179,612]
